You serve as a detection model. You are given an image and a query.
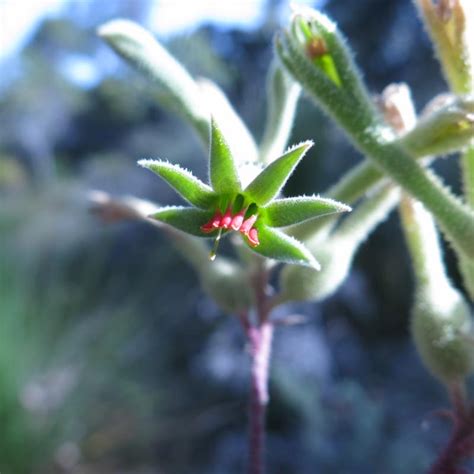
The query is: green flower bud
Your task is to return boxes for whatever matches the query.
[399,95,474,157]
[199,258,254,314]
[279,239,353,302]
[411,284,474,382]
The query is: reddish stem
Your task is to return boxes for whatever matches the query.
[247,321,274,474]
[428,382,474,474]
[238,263,274,474]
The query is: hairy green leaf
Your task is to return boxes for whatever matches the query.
[265,196,351,227]
[209,118,241,194]
[138,160,217,209]
[151,206,213,237]
[248,223,320,269]
[244,141,313,206]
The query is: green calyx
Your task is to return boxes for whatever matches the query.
[139,119,350,269]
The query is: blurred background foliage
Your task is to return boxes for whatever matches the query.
[0,0,468,472]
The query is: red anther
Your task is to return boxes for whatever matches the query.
[247,227,260,247]
[201,210,222,233]
[240,214,258,234]
[200,221,216,233]
[230,209,246,231]
[220,206,233,229]
[211,210,223,228]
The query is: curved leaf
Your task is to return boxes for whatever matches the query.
[244,141,313,206]
[209,118,241,194]
[265,195,351,227]
[138,159,217,209]
[151,206,214,237]
[247,223,320,269]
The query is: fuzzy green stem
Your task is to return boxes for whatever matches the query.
[333,185,400,246]
[260,64,301,164]
[278,31,474,259]
[459,145,474,300]
[98,19,209,145]
[399,195,448,289]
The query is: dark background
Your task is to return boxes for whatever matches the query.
[0,0,468,473]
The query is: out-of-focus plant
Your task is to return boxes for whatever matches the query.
[95,2,474,472]
[0,244,150,474]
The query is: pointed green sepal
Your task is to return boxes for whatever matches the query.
[244,141,313,206]
[248,223,320,269]
[151,206,214,237]
[264,195,351,227]
[138,159,217,209]
[209,117,241,194]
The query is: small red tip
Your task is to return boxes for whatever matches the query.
[247,228,260,247]
[200,222,215,233]
[230,209,245,230]
[220,207,233,229]
[240,214,258,234]
[211,211,223,228]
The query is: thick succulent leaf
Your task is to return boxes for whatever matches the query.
[209,118,241,194]
[264,195,351,227]
[244,141,313,206]
[138,159,217,209]
[247,223,320,269]
[151,206,214,237]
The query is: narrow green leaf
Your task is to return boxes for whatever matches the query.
[265,196,351,227]
[209,117,241,194]
[138,159,217,209]
[244,141,313,206]
[151,206,214,237]
[248,223,320,269]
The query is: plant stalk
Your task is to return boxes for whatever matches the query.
[239,264,274,474]
[247,321,273,474]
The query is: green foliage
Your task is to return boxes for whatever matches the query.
[244,141,313,206]
[0,250,147,473]
[209,117,242,194]
[152,206,214,237]
[139,159,217,209]
[142,119,347,269]
[278,7,474,260]
[264,196,350,228]
[97,7,474,473]
[252,223,320,269]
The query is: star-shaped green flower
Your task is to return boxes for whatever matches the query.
[139,119,350,269]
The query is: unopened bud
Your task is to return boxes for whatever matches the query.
[199,258,253,313]
[411,284,474,382]
[279,239,353,302]
[399,95,474,156]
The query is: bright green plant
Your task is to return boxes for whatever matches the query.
[96,2,474,472]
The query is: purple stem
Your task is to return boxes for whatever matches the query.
[428,382,474,474]
[247,321,274,474]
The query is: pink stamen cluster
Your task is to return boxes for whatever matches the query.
[201,206,260,247]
